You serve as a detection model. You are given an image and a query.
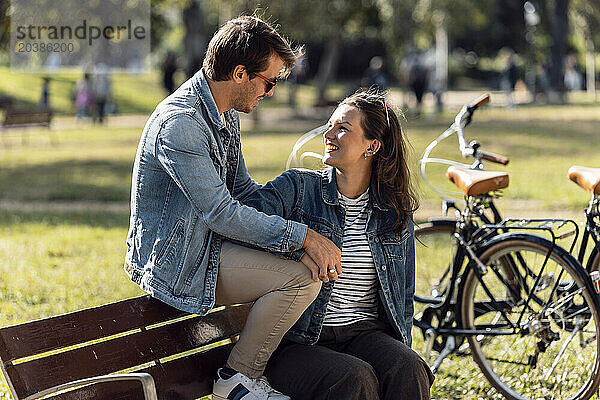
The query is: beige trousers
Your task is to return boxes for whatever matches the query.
[216,241,321,378]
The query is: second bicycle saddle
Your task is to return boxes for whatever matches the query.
[446,165,509,196]
[568,166,600,195]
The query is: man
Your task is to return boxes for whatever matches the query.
[125,16,341,400]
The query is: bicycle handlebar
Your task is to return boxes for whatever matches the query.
[469,93,490,111]
[456,93,491,156]
[419,93,510,200]
[478,149,510,165]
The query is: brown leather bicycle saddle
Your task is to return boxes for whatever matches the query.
[568,166,600,194]
[446,165,509,196]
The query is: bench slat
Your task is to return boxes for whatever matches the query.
[0,296,188,363]
[7,305,250,398]
[53,344,234,400]
[3,111,51,127]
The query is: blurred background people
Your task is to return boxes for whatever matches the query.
[92,64,112,124]
[38,77,51,112]
[162,51,179,95]
[500,48,518,109]
[362,56,388,91]
[73,73,93,120]
[564,54,583,91]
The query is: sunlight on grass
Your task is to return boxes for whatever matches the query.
[1,102,600,399]
[0,66,166,114]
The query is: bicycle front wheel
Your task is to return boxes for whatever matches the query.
[460,234,600,400]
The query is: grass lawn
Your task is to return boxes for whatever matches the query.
[0,102,599,398]
[0,66,168,115]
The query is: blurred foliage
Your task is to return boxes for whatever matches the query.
[1,0,600,86]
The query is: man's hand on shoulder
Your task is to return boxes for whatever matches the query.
[301,228,342,282]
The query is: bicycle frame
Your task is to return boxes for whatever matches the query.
[577,195,600,271]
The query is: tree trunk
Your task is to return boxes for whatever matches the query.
[183,0,207,78]
[549,0,569,102]
[315,32,341,106]
[0,0,7,51]
[586,36,596,98]
[434,20,448,113]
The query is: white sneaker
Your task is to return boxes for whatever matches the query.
[213,368,290,400]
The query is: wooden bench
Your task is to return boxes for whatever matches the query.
[0,295,251,400]
[1,108,54,145]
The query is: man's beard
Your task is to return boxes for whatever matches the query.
[231,90,255,114]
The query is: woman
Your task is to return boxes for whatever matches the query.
[238,90,434,399]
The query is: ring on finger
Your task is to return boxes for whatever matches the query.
[328,268,336,274]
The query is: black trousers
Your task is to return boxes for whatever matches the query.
[264,320,434,400]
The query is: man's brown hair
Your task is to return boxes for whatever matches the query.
[203,15,303,81]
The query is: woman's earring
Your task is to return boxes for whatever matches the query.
[364,150,371,159]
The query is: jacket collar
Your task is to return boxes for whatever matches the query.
[321,167,388,212]
[321,167,339,206]
[191,69,226,131]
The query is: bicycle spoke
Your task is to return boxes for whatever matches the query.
[483,356,530,366]
[545,321,582,380]
[461,237,600,400]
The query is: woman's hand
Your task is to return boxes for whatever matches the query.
[301,252,340,282]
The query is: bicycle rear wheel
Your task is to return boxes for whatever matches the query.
[413,219,458,357]
[586,246,600,273]
[460,233,600,400]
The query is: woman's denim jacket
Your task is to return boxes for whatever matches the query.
[124,69,307,316]
[240,167,416,346]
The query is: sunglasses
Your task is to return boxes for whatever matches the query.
[362,94,390,127]
[254,72,278,93]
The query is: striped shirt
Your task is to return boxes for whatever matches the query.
[323,189,379,326]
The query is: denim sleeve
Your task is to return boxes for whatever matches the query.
[404,218,416,347]
[155,115,307,252]
[231,148,261,200]
[239,170,300,218]
[240,170,306,261]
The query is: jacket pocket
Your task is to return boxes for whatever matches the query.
[156,218,185,267]
[380,229,409,260]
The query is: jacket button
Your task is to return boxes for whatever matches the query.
[374,237,380,243]
[289,245,296,251]
[201,307,207,313]
[207,265,213,270]
[226,162,230,168]
[381,265,387,271]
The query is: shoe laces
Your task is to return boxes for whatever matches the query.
[254,376,282,394]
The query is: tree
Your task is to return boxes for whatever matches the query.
[0,0,7,62]
[264,0,384,104]
[182,0,208,77]
[550,0,570,98]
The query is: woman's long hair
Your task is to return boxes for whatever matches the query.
[340,90,419,229]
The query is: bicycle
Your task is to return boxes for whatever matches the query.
[414,94,600,400]
[568,166,600,274]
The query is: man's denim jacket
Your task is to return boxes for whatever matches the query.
[240,167,416,346]
[125,69,307,315]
